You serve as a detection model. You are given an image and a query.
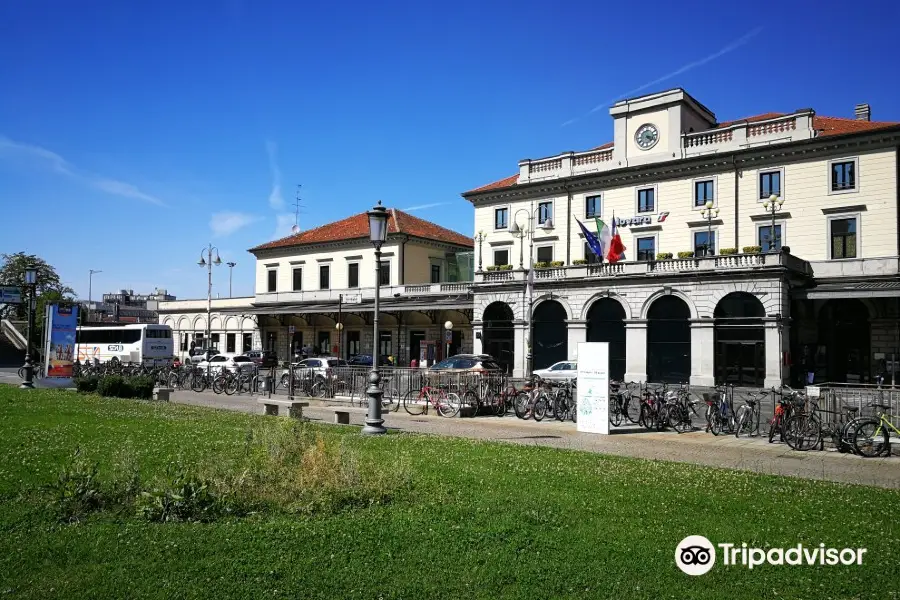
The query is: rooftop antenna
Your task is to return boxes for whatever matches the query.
[291,184,304,234]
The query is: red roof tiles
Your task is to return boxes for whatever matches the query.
[250,208,473,252]
[465,112,899,195]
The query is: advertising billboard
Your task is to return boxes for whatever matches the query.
[44,303,79,381]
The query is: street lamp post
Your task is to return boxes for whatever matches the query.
[197,245,222,353]
[88,269,102,323]
[362,200,389,435]
[762,194,785,252]
[700,200,719,257]
[444,320,453,359]
[508,203,554,378]
[19,266,38,389]
[474,231,486,272]
[226,262,236,297]
[335,322,344,360]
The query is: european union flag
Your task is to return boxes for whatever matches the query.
[576,217,604,260]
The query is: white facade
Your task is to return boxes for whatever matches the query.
[465,88,900,386]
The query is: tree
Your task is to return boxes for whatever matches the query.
[0,253,75,321]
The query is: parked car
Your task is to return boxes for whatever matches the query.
[347,354,392,367]
[532,360,578,381]
[245,349,278,368]
[197,353,256,373]
[427,354,503,374]
[280,357,343,388]
[189,347,220,364]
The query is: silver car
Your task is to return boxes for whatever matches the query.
[533,361,578,381]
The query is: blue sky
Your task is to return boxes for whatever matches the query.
[1,0,898,300]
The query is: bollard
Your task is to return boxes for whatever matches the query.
[288,361,295,401]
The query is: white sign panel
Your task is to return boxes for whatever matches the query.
[342,293,362,304]
[576,342,610,434]
[805,386,820,398]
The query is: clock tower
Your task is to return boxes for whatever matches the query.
[609,88,716,168]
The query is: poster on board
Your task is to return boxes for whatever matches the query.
[576,342,610,434]
[44,303,79,382]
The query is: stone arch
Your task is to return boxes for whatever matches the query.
[177,316,190,331]
[586,297,627,381]
[640,289,699,320]
[240,317,255,331]
[533,300,568,370]
[481,301,515,375]
[210,315,222,331]
[646,295,692,383]
[713,292,766,386]
[163,317,175,328]
[532,294,573,320]
[478,292,525,321]
[223,316,238,331]
[581,292,633,320]
[192,315,207,331]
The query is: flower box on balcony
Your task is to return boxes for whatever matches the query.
[656,252,674,260]
[534,261,550,269]
[486,264,513,272]
[720,247,738,255]
[549,261,564,267]
[677,251,694,259]
[742,246,762,255]
[572,259,587,265]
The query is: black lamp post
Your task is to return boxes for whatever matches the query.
[762,194,785,252]
[226,262,236,297]
[362,200,389,435]
[474,231,486,272]
[700,200,719,256]
[19,266,38,389]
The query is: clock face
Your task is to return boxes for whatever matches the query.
[635,123,659,150]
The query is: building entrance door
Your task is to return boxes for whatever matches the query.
[409,331,426,366]
[716,341,764,386]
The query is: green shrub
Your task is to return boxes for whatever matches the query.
[720,247,738,255]
[533,261,549,269]
[138,466,226,523]
[97,375,128,398]
[75,376,99,393]
[45,448,106,523]
[572,259,587,265]
[677,251,694,259]
[742,245,762,254]
[129,375,155,400]
[656,252,673,260]
[499,264,513,271]
[485,265,498,271]
[549,260,564,267]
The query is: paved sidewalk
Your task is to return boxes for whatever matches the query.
[170,389,900,490]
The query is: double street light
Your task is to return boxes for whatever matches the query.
[19,266,38,389]
[762,194,786,253]
[362,200,389,435]
[700,200,719,257]
[198,245,222,352]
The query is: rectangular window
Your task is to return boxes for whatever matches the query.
[181,333,188,351]
[537,201,552,225]
[694,180,714,207]
[830,218,857,259]
[379,261,390,286]
[536,246,553,263]
[584,242,601,264]
[267,269,277,292]
[378,331,392,358]
[242,333,252,353]
[292,268,302,291]
[226,333,236,353]
[430,264,441,283]
[211,333,220,350]
[832,161,856,191]
[637,237,656,261]
[319,265,330,289]
[265,332,277,352]
[493,249,509,267]
[759,170,781,199]
[348,263,359,288]
[758,224,783,253]
[693,231,716,256]
[585,196,601,218]
[637,188,655,213]
[494,207,508,229]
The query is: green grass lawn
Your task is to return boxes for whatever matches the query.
[0,386,897,599]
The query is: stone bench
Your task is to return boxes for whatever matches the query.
[153,387,174,402]
[330,406,369,425]
[257,398,310,418]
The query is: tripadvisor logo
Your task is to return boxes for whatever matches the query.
[675,536,867,576]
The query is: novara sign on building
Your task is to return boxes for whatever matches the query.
[614,212,670,228]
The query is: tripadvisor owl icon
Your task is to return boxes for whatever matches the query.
[675,535,716,576]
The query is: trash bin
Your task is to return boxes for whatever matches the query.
[260,375,273,393]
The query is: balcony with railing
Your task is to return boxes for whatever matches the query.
[516,112,817,183]
[475,251,810,285]
[254,281,474,305]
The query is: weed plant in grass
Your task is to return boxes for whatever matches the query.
[0,386,898,599]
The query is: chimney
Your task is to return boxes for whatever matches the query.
[855,103,871,122]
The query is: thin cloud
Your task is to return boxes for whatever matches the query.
[0,135,166,206]
[266,140,284,210]
[272,213,296,240]
[210,211,262,237]
[563,27,763,126]
[402,202,449,212]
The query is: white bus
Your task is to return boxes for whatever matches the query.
[76,324,174,366]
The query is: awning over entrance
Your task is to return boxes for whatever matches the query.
[798,280,900,300]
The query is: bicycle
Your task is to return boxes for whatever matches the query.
[851,403,898,457]
[734,389,767,438]
[705,384,735,436]
[767,387,804,443]
[402,385,461,417]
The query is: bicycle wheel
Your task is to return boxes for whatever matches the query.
[460,390,479,417]
[655,406,669,431]
[673,405,692,434]
[639,403,655,430]
[626,396,641,424]
[403,389,426,415]
[734,407,748,438]
[225,377,239,396]
[767,417,780,444]
[212,377,226,395]
[190,375,205,393]
[514,392,531,420]
[533,396,547,422]
[784,414,821,451]
[610,401,622,427]
[437,392,460,418]
[852,418,889,458]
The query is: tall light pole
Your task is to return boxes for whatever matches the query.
[444,320,453,359]
[700,200,719,257]
[474,231,486,272]
[362,200,389,435]
[198,245,222,350]
[508,202,553,378]
[88,269,101,323]
[762,194,785,252]
[19,266,38,389]
[226,262,236,297]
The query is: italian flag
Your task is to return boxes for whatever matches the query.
[595,215,626,263]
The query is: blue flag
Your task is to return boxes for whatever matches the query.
[576,217,604,259]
